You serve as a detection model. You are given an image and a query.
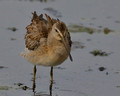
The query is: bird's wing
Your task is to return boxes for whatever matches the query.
[45,13,59,30]
[25,11,59,50]
[25,11,48,50]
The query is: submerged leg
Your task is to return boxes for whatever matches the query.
[50,66,53,96]
[49,79,53,96]
[33,65,37,92]
[50,66,53,83]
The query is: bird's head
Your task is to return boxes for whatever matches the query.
[51,22,66,40]
[51,21,73,61]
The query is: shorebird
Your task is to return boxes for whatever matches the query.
[21,11,73,86]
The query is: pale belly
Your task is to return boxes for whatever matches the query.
[21,47,68,66]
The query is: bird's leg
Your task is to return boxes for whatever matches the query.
[50,66,53,96]
[49,79,53,96]
[50,66,53,83]
[33,65,37,92]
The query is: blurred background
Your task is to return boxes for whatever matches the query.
[0,0,120,96]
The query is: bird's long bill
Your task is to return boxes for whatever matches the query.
[58,31,73,61]
[62,37,73,61]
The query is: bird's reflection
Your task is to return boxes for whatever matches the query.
[49,80,53,96]
[33,78,36,94]
[32,78,53,96]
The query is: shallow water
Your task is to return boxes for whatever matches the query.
[0,0,120,96]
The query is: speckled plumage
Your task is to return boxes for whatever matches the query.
[21,11,72,66]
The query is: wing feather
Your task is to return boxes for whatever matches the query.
[25,11,48,50]
[25,11,62,50]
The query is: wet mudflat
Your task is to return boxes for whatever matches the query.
[0,0,120,96]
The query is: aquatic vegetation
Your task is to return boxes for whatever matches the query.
[72,41,85,49]
[22,86,29,90]
[14,83,31,91]
[116,86,120,88]
[16,83,23,86]
[68,24,95,34]
[104,27,113,34]
[90,50,111,56]
[68,24,114,34]
[0,86,12,90]
[0,84,28,91]
[7,27,18,32]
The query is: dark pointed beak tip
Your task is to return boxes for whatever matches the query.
[71,59,73,62]
[60,34,73,62]
[69,55,73,62]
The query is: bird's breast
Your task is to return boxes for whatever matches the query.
[22,46,68,66]
[40,46,68,66]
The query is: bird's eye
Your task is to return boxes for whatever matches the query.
[55,29,58,32]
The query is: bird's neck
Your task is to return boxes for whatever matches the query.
[47,32,62,47]
[47,31,68,57]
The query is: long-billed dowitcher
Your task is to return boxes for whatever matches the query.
[21,11,73,86]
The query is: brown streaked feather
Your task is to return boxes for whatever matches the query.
[25,12,48,50]
[45,14,59,29]
[21,11,73,66]
[25,11,60,50]
[25,11,71,51]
